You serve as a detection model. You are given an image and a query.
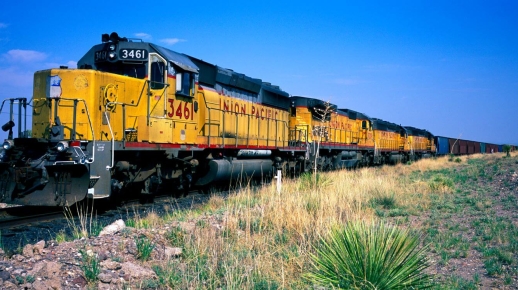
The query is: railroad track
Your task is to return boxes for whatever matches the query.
[0,186,238,253]
[0,187,219,231]
[0,206,65,230]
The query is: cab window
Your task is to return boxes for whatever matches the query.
[96,62,146,79]
[176,71,194,97]
[150,61,165,89]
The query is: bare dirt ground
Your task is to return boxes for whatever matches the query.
[420,154,518,289]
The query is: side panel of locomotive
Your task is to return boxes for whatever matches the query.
[189,56,290,150]
[195,87,290,149]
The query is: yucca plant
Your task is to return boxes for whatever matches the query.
[305,220,432,289]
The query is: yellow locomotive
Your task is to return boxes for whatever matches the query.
[0,32,436,206]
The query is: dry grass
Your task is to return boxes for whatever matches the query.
[151,155,472,288]
[126,208,164,229]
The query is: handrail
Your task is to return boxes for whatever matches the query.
[55,98,96,164]
[103,108,114,170]
[104,79,149,142]
[101,80,151,168]
[146,81,169,125]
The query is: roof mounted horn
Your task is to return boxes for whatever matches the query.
[109,32,128,43]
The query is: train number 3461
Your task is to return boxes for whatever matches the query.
[120,49,147,60]
[168,99,194,120]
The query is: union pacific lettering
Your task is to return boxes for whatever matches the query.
[329,120,353,131]
[220,99,280,120]
[221,99,247,114]
[379,131,397,139]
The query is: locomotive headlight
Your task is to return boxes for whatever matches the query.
[56,141,69,152]
[2,140,14,150]
[109,44,116,51]
[109,52,116,59]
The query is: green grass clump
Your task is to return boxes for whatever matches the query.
[79,249,100,283]
[153,262,183,288]
[428,174,454,192]
[298,172,332,191]
[370,192,397,210]
[305,220,432,289]
[136,236,155,261]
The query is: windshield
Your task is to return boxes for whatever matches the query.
[96,62,146,79]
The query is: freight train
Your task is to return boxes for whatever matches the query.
[0,32,497,207]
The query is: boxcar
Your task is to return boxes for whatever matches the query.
[435,136,450,155]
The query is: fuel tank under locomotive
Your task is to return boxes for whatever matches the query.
[196,159,274,186]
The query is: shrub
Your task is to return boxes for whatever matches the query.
[448,153,455,162]
[305,220,432,289]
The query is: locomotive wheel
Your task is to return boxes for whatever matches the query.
[141,175,160,195]
[138,175,161,203]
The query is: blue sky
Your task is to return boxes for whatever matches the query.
[1,1,517,144]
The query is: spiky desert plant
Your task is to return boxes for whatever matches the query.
[305,220,432,289]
